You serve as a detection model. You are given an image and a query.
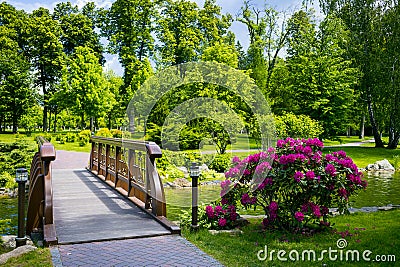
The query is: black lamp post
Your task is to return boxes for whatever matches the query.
[15,168,28,247]
[190,162,200,230]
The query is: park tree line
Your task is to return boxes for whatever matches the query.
[0,0,398,149]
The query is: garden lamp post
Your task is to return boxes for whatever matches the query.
[190,162,200,230]
[15,168,28,247]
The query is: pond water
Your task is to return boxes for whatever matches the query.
[165,172,400,220]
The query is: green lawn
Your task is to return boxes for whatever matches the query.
[324,146,400,169]
[183,210,400,267]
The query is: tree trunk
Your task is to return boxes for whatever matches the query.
[367,95,384,148]
[53,107,57,133]
[90,117,94,132]
[359,115,365,139]
[48,110,52,133]
[40,64,48,132]
[81,113,85,130]
[12,110,17,134]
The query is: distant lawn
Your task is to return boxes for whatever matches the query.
[323,136,371,147]
[183,210,400,267]
[324,146,400,169]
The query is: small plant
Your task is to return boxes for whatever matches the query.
[95,128,113,138]
[78,130,92,146]
[65,132,76,143]
[0,172,17,189]
[111,129,123,138]
[209,154,231,173]
[199,169,223,181]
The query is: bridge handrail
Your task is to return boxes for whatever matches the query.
[88,136,167,217]
[26,136,57,246]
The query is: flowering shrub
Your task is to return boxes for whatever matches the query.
[203,203,240,230]
[221,137,367,230]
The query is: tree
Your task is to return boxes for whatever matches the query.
[58,46,115,130]
[28,8,65,132]
[53,2,104,63]
[237,1,289,94]
[156,0,202,66]
[103,0,155,96]
[0,26,33,133]
[319,0,385,147]
[285,10,360,138]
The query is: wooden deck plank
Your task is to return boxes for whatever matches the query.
[52,169,171,244]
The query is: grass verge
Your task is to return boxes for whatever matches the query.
[183,210,400,267]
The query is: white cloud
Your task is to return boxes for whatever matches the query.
[104,53,123,76]
[75,0,113,9]
[8,0,61,12]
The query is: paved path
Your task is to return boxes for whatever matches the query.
[50,150,224,266]
[51,235,223,267]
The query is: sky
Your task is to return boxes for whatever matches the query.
[7,0,313,75]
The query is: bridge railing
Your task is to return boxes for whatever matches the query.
[26,136,57,246]
[88,136,167,217]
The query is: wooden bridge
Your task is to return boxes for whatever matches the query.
[26,136,179,246]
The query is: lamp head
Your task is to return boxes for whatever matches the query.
[189,162,200,178]
[15,168,28,182]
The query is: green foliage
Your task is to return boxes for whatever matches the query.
[208,154,231,173]
[158,166,185,181]
[0,141,35,175]
[179,204,210,228]
[78,129,91,146]
[110,129,122,138]
[199,169,224,182]
[274,112,323,139]
[0,172,16,189]
[95,128,113,138]
[58,46,115,130]
[65,132,76,143]
[0,218,11,234]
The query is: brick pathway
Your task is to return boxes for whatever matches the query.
[50,235,224,267]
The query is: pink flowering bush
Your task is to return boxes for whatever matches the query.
[203,203,240,230]
[221,137,367,230]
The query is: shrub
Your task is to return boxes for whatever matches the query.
[95,128,113,138]
[0,172,17,189]
[110,129,123,138]
[274,113,323,139]
[65,132,76,143]
[209,154,231,173]
[78,130,91,146]
[221,137,367,231]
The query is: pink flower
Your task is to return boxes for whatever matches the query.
[214,205,223,215]
[269,201,278,212]
[305,170,315,180]
[221,198,228,205]
[205,205,214,218]
[325,164,336,176]
[218,218,227,227]
[338,188,348,199]
[232,156,241,164]
[321,206,329,215]
[230,212,238,221]
[295,211,304,222]
[255,162,272,174]
[311,204,321,218]
[241,193,251,205]
[294,171,304,182]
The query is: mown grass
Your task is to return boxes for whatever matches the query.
[324,147,400,169]
[183,210,400,267]
[1,248,52,267]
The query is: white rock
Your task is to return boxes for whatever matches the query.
[0,245,37,265]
